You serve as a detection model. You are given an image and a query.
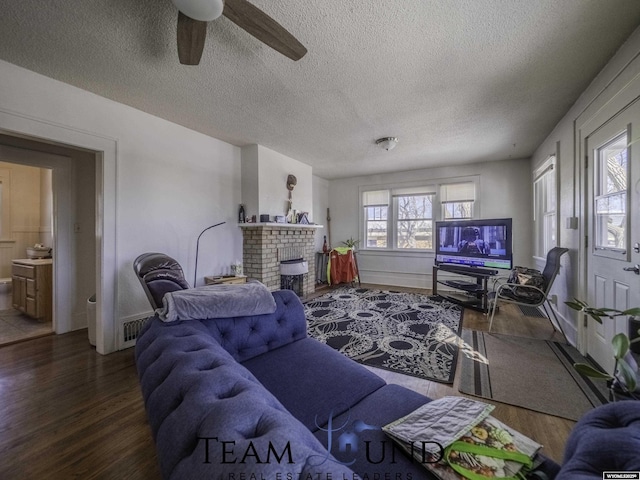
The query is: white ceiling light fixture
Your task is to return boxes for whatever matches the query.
[376,137,398,151]
[171,0,225,21]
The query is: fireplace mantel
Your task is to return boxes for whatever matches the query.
[238,223,323,229]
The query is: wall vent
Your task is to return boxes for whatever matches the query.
[119,313,152,350]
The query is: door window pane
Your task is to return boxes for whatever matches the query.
[595,133,628,251]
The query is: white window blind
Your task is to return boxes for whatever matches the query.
[391,186,437,197]
[440,182,475,203]
[441,182,475,220]
[363,190,389,207]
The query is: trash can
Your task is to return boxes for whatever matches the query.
[87,294,96,346]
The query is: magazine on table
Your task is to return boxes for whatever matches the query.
[383,397,543,480]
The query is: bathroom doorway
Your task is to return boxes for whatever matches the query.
[0,133,97,349]
[0,161,54,345]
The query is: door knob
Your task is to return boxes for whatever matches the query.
[623,264,640,275]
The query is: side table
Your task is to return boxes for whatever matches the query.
[204,275,247,285]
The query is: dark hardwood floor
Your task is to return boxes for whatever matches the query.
[0,329,160,479]
[0,283,573,478]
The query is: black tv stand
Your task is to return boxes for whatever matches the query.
[432,264,498,313]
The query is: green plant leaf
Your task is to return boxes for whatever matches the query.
[612,333,630,360]
[573,362,612,379]
[587,312,604,324]
[594,308,623,317]
[565,301,584,311]
[622,307,640,317]
[617,358,638,392]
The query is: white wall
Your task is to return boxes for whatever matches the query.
[241,144,314,222]
[0,59,242,353]
[0,158,44,278]
[312,175,329,252]
[530,26,640,345]
[328,158,532,288]
[240,144,260,222]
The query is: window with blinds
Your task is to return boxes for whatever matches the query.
[441,182,475,220]
[361,178,478,251]
[363,190,389,248]
[393,188,435,249]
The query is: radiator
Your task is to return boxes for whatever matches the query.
[118,314,152,350]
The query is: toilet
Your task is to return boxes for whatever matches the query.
[0,278,12,310]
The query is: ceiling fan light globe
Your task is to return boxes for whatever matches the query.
[171,0,224,21]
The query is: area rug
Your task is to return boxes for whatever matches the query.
[303,287,464,383]
[459,330,610,420]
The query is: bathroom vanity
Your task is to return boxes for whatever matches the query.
[12,258,53,323]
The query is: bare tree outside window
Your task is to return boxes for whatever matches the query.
[366,206,388,248]
[595,133,627,251]
[396,195,433,249]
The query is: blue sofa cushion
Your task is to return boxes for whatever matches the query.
[136,314,357,480]
[557,401,640,479]
[192,289,307,362]
[313,384,434,478]
[242,337,386,431]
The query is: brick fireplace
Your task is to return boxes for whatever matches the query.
[239,224,321,296]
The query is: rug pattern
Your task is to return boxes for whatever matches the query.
[303,288,464,383]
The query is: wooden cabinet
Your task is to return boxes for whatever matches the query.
[12,259,53,322]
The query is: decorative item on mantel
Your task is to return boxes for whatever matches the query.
[286,174,297,223]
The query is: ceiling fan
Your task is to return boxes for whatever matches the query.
[171,0,307,65]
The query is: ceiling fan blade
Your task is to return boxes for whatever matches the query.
[177,11,208,65]
[222,0,307,61]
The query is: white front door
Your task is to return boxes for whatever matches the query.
[585,98,640,372]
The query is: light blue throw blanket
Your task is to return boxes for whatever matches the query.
[157,282,277,322]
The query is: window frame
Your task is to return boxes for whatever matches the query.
[359,177,479,253]
[533,155,557,259]
[393,193,435,250]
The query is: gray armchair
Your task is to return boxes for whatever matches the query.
[489,247,569,339]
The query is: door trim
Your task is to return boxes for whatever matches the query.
[576,77,640,353]
[0,107,117,354]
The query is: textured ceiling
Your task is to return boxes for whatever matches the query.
[1,1,639,179]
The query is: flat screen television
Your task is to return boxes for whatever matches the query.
[435,218,513,270]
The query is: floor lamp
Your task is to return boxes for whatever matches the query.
[194,222,225,287]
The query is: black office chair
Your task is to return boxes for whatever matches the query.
[489,247,569,339]
[133,253,191,310]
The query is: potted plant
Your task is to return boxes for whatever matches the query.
[342,237,360,250]
[565,299,640,399]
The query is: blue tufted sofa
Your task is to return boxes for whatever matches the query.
[556,400,640,479]
[136,289,564,479]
